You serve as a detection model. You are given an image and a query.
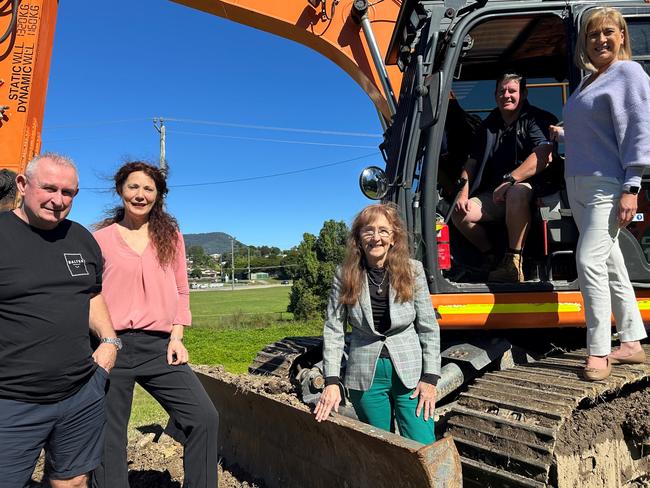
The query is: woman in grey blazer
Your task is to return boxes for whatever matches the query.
[314,204,441,443]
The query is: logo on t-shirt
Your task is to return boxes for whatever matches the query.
[64,253,89,277]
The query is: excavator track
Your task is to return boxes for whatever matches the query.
[248,336,323,377]
[446,344,650,488]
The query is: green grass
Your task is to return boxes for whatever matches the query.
[189,287,322,372]
[129,385,169,435]
[190,286,293,327]
[190,286,290,315]
[184,321,322,373]
[128,287,322,432]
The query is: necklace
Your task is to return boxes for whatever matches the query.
[367,269,387,295]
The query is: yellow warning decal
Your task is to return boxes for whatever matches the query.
[437,302,582,315]
[637,300,650,311]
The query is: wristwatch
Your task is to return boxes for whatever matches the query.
[100,337,123,350]
[503,173,516,185]
[623,184,641,195]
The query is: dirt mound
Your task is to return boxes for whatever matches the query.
[627,475,650,488]
[193,364,307,410]
[29,427,264,488]
[126,429,264,488]
[555,382,650,487]
[623,395,650,444]
[557,383,650,455]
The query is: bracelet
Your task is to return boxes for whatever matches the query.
[170,336,184,342]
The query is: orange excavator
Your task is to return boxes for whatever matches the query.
[2,1,650,487]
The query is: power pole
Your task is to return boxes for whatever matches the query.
[153,117,167,172]
[247,247,251,281]
[231,237,235,291]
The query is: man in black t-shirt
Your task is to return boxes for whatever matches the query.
[451,73,557,282]
[0,153,119,488]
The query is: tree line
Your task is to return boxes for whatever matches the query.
[187,244,300,281]
[187,220,350,321]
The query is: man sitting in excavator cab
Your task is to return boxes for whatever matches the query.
[452,73,558,283]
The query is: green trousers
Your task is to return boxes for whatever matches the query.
[348,357,435,444]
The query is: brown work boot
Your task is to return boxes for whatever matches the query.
[488,252,524,282]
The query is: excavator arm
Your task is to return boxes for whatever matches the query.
[172,0,404,118]
[0,0,57,173]
[0,0,404,174]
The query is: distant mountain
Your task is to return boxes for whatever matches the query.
[183,232,245,255]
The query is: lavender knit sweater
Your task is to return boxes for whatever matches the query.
[563,60,650,188]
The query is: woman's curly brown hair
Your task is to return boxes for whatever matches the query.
[95,162,179,268]
[339,203,414,305]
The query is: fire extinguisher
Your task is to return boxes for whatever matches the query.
[436,223,451,270]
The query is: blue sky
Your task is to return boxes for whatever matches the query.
[42,1,568,250]
[42,0,383,250]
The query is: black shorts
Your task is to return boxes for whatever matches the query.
[0,367,107,486]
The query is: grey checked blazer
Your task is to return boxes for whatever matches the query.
[322,259,441,391]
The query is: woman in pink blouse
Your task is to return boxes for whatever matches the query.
[92,162,218,488]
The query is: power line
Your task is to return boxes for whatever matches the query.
[162,117,381,138]
[167,130,378,149]
[46,130,377,147]
[82,152,377,191]
[170,153,375,188]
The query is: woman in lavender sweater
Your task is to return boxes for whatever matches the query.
[550,7,648,381]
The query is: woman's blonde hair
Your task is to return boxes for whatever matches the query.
[339,203,414,305]
[575,7,632,72]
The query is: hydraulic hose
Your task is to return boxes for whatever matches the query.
[0,0,20,44]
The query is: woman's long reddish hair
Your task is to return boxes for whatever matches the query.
[339,203,413,305]
[95,162,179,268]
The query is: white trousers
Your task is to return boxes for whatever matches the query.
[566,175,647,356]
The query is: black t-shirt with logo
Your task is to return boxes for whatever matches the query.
[0,211,102,403]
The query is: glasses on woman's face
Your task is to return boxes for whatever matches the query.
[360,227,393,239]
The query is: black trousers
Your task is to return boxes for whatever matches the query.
[92,331,219,488]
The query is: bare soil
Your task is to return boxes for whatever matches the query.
[124,428,265,488]
[30,430,264,488]
[193,365,307,411]
[556,384,650,455]
[555,382,650,487]
[627,475,650,488]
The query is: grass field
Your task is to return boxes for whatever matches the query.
[185,322,321,372]
[188,286,321,372]
[129,286,322,432]
[190,286,294,327]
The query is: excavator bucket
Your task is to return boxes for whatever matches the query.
[196,370,462,488]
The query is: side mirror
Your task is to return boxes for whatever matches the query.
[359,166,388,200]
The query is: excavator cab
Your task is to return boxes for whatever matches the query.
[360,0,650,326]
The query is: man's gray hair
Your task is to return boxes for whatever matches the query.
[495,73,527,94]
[24,152,77,179]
